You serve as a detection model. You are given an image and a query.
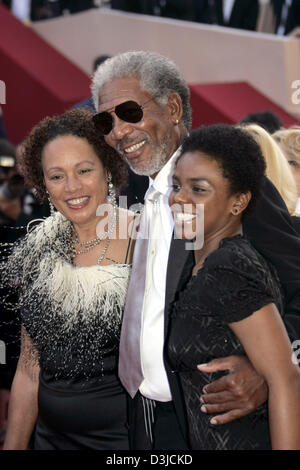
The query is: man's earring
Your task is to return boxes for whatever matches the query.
[232,208,239,215]
[46,190,55,216]
[174,119,179,125]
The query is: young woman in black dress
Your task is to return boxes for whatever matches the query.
[167,124,300,450]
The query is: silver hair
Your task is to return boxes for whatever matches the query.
[91,50,192,131]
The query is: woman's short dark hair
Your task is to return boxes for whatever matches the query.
[177,124,266,214]
[19,108,128,202]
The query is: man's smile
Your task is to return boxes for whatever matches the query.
[124,140,147,154]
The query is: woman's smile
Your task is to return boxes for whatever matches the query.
[42,135,108,232]
[66,196,90,209]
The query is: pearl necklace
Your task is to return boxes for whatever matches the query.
[70,205,118,264]
[72,231,107,255]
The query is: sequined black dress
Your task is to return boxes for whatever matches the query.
[10,213,130,450]
[168,236,283,450]
[35,328,129,449]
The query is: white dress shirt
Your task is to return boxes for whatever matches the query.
[139,149,180,402]
[277,0,293,35]
[11,0,31,22]
[223,0,235,23]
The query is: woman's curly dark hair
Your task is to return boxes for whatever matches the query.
[19,108,128,202]
[177,124,266,215]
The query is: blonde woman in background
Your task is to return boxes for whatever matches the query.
[241,124,298,216]
[273,128,300,217]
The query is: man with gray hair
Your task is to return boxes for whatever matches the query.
[91,50,300,449]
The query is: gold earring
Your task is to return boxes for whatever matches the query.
[175,119,179,125]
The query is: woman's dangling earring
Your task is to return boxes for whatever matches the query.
[46,190,55,216]
[107,172,117,207]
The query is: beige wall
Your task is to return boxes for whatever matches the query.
[32,7,300,118]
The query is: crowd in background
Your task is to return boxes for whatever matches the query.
[0,0,97,22]
[1,0,300,35]
[0,0,300,451]
[111,0,300,35]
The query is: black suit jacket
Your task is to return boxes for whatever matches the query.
[292,215,300,235]
[2,0,62,20]
[159,0,197,21]
[121,171,148,210]
[2,0,94,20]
[272,0,300,35]
[111,0,144,13]
[162,176,300,443]
[214,0,259,31]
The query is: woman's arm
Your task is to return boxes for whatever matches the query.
[3,326,40,450]
[229,303,300,450]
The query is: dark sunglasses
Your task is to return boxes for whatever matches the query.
[92,97,155,136]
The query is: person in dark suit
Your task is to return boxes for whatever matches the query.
[195,0,259,31]
[111,0,144,13]
[1,0,62,21]
[220,0,258,30]
[292,215,300,233]
[111,1,197,20]
[91,50,300,449]
[1,0,94,21]
[1,0,63,20]
[63,0,94,14]
[271,0,300,35]
[157,0,196,21]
